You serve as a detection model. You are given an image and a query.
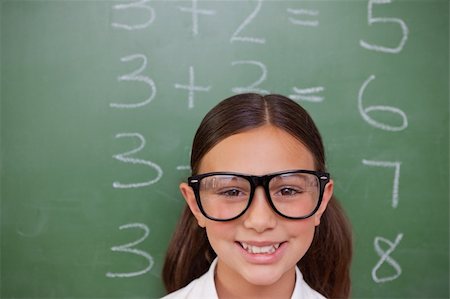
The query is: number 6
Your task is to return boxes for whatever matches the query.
[358,75,408,132]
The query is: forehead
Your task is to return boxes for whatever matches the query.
[198,125,315,175]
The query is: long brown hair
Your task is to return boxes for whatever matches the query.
[163,94,352,298]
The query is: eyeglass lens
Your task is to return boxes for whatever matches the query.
[198,173,320,220]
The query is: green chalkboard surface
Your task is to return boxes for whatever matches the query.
[1,0,448,298]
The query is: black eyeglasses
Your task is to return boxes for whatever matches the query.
[188,169,330,221]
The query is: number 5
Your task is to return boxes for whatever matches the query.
[360,0,409,54]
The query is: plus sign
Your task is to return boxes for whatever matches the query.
[178,0,216,36]
[174,66,211,109]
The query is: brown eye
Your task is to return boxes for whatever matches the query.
[279,188,299,196]
[223,189,242,197]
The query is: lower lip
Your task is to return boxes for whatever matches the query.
[236,242,287,264]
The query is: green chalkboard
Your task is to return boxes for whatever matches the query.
[1,0,448,298]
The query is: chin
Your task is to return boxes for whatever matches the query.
[241,270,284,286]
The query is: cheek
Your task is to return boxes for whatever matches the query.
[287,219,317,249]
[204,222,235,251]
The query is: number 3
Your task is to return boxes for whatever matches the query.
[110,54,156,109]
[111,0,155,31]
[106,223,154,278]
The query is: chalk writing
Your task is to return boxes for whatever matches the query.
[111,0,155,31]
[174,66,211,109]
[176,147,192,171]
[17,206,47,237]
[231,0,265,44]
[358,75,408,131]
[358,0,409,285]
[289,86,324,102]
[372,233,403,283]
[287,8,319,27]
[360,0,409,54]
[176,165,191,171]
[178,0,216,36]
[112,133,163,189]
[106,223,154,278]
[110,54,156,109]
[362,159,401,208]
[231,60,269,94]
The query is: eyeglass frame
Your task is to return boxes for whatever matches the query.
[188,169,330,222]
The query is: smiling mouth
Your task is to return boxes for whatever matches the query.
[238,242,283,254]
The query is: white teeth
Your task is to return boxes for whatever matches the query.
[240,242,281,254]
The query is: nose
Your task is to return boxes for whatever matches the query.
[243,187,277,232]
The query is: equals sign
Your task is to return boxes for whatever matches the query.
[287,8,319,27]
[289,86,325,102]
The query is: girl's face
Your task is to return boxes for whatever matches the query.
[180,125,333,293]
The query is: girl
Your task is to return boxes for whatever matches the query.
[162,94,352,299]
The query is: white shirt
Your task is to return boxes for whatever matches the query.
[161,259,326,299]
